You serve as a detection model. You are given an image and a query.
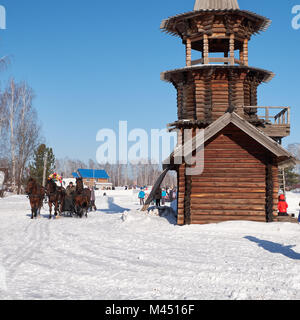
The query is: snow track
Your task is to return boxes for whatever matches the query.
[0,192,300,300]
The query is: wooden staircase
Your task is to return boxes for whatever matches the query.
[141,168,170,211]
[278,168,286,193]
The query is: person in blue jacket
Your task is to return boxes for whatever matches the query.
[138,188,145,206]
[162,188,167,205]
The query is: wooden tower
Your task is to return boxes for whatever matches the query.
[156,0,296,224]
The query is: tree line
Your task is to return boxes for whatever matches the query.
[55,158,177,188]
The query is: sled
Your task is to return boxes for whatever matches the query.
[61,195,76,217]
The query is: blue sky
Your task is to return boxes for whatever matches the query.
[0,0,299,162]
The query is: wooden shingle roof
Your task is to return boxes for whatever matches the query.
[194,0,239,11]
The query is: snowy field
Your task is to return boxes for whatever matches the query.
[0,191,300,300]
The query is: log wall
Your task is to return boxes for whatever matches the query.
[211,75,229,121]
[172,69,263,123]
[177,124,279,225]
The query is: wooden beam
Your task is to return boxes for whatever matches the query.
[191,58,203,66]
[203,34,209,64]
[239,46,244,65]
[266,163,274,222]
[243,39,249,66]
[229,34,235,65]
[186,38,192,67]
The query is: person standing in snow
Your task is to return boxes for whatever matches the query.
[90,187,97,211]
[278,194,288,217]
[161,188,167,206]
[154,187,162,207]
[138,188,145,206]
[169,189,173,202]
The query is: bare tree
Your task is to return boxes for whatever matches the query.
[15,82,41,193]
[1,79,42,193]
[0,90,8,159]
[6,79,20,190]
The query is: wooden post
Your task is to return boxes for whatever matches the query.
[239,47,244,65]
[243,39,248,66]
[265,107,270,123]
[229,34,235,65]
[203,34,209,64]
[186,38,192,67]
[287,107,291,124]
[266,163,274,222]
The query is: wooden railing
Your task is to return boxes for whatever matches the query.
[244,106,290,125]
[191,57,247,66]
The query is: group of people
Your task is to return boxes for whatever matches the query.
[64,182,97,211]
[138,186,177,207]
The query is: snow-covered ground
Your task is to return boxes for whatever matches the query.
[0,191,300,300]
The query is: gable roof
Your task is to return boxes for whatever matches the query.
[77,169,109,180]
[194,0,239,11]
[165,112,295,168]
[72,172,79,178]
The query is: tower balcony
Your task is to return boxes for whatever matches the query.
[244,106,290,139]
[191,57,247,66]
[185,33,249,67]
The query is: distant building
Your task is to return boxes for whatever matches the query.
[72,169,112,189]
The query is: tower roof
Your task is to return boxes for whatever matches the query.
[161,1,271,38]
[161,9,271,38]
[194,0,239,11]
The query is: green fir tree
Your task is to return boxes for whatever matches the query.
[29,144,55,185]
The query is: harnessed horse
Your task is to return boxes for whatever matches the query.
[74,178,91,218]
[45,179,65,219]
[25,178,45,219]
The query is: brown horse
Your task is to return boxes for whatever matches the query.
[25,178,45,219]
[74,178,91,218]
[45,179,65,219]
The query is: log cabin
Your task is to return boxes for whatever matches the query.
[143,0,296,224]
[72,169,111,189]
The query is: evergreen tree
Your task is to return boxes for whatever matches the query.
[29,144,55,185]
[284,166,300,188]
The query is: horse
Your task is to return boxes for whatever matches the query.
[25,178,45,219]
[45,179,65,219]
[74,177,91,218]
